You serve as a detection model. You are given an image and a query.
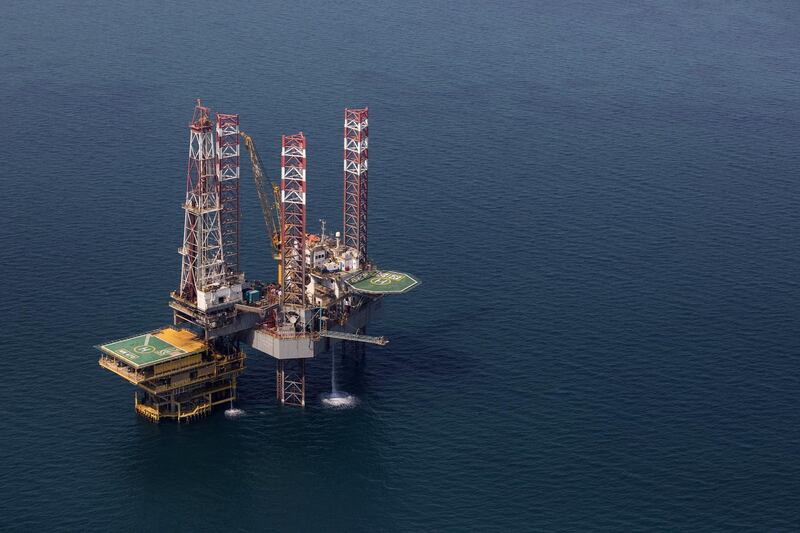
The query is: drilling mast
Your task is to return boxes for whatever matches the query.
[176,100,243,313]
[178,100,226,303]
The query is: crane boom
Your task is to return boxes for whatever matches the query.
[241,132,281,261]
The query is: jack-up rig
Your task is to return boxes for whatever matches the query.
[97,100,418,422]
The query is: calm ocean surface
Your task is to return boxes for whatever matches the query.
[2,1,799,530]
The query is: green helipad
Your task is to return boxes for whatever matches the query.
[346,270,420,294]
[99,327,206,368]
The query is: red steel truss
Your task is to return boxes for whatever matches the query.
[343,108,368,267]
[178,99,225,302]
[276,358,305,406]
[216,113,240,274]
[280,132,307,310]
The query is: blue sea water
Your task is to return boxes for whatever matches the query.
[2,1,799,530]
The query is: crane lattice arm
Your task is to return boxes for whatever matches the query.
[241,132,281,260]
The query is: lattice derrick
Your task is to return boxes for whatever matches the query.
[179,100,225,301]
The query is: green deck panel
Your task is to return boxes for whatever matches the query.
[100,333,197,368]
[346,270,420,294]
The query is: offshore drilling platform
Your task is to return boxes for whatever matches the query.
[97,100,418,422]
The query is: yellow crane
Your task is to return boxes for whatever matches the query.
[241,132,282,281]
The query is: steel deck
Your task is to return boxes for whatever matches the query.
[99,327,206,368]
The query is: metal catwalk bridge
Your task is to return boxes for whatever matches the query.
[319,330,389,346]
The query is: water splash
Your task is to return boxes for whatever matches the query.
[224,408,246,419]
[321,391,359,408]
[322,343,358,408]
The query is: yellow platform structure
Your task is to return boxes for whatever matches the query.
[98,327,245,423]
